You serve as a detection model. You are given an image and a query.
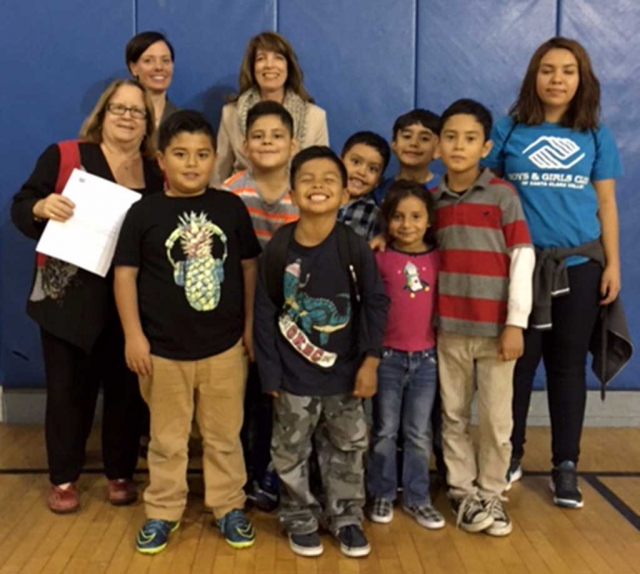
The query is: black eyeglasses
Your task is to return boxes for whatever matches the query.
[106,103,147,120]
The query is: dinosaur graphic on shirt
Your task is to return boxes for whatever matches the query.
[278,259,351,368]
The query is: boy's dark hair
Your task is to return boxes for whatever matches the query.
[341,131,391,174]
[125,31,175,67]
[290,146,348,188]
[392,109,440,140]
[380,179,436,246]
[157,110,215,152]
[439,99,493,141]
[246,101,295,136]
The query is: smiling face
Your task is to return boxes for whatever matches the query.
[438,113,492,176]
[244,114,297,171]
[391,123,438,168]
[129,40,174,94]
[101,84,148,147]
[157,132,216,197]
[291,158,348,216]
[342,143,384,199]
[536,48,580,118]
[388,195,429,252]
[254,49,288,99]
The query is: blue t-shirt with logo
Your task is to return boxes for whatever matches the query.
[485,116,622,264]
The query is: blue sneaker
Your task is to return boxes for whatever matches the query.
[335,524,371,558]
[288,531,324,557]
[136,519,179,554]
[251,463,280,511]
[217,509,256,549]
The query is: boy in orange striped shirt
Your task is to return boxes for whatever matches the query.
[223,100,299,508]
[224,101,299,248]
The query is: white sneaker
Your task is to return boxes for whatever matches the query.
[403,504,446,530]
[483,496,513,536]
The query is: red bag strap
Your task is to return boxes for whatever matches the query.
[36,140,82,267]
[54,140,82,194]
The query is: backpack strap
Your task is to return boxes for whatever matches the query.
[265,222,296,308]
[335,222,363,305]
[36,140,81,268]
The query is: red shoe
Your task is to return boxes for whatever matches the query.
[47,483,80,514]
[107,479,138,506]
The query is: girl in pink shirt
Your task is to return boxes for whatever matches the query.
[366,180,444,530]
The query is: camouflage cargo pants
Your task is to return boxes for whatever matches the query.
[271,390,368,535]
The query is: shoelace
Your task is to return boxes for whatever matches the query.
[484,495,509,521]
[141,519,174,538]
[455,495,484,528]
[221,509,252,533]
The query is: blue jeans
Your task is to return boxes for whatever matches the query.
[367,347,438,506]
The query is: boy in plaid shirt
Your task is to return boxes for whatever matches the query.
[338,131,390,240]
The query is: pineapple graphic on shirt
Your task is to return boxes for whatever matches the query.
[165,211,228,312]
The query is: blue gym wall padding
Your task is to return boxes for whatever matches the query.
[0,0,636,389]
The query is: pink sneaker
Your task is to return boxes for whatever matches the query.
[107,479,138,506]
[47,483,79,514]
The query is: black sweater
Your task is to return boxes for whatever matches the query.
[11,142,163,352]
[254,226,388,396]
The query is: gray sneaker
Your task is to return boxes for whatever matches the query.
[403,503,446,529]
[368,497,394,524]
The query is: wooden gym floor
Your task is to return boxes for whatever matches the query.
[0,424,638,573]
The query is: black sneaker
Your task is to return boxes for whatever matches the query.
[288,531,324,557]
[335,524,371,558]
[505,458,523,492]
[550,460,583,508]
[450,495,494,533]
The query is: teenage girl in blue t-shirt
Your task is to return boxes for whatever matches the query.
[485,37,623,509]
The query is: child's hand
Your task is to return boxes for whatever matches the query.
[498,326,524,362]
[125,333,153,377]
[369,234,387,252]
[243,324,255,362]
[267,390,279,399]
[353,356,379,398]
[600,263,621,305]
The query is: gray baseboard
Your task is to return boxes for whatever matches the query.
[1,387,639,427]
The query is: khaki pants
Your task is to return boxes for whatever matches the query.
[437,332,514,499]
[139,339,248,521]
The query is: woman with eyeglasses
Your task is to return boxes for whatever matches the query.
[11,78,164,515]
[126,31,178,127]
[212,31,329,185]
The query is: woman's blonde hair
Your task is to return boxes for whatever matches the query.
[79,79,156,156]
[229,31,314,103]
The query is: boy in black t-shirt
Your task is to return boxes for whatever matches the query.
[114,111,261,554]
[253,147,388,558]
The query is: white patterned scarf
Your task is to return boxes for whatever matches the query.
[236,87,309,144]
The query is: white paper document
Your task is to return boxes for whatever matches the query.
[36,169,141,277]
